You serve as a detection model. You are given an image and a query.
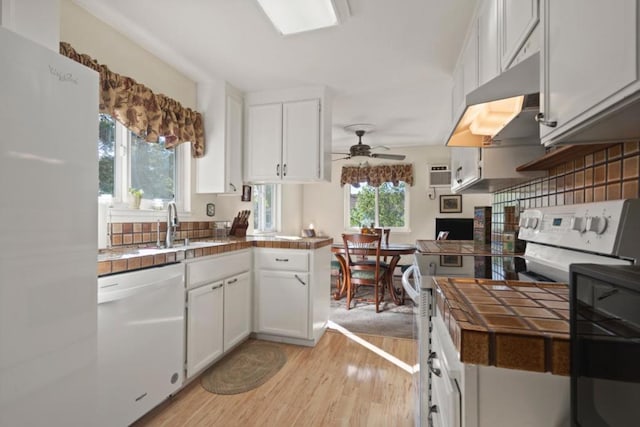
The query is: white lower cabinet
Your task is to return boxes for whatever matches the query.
[186,281,224,378]
[257,270,309,339]
[223,271,251,351]
[254,246,330,346]
[430,307,570,427]
[184,250,252,379]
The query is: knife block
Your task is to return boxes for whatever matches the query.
[230,224,247,237]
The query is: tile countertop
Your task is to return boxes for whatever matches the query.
[433,277,570,376]
[416,240,524,256]
[97,236,333,277]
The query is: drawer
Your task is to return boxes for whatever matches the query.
[186,250,251,288]
[256,250,309,272]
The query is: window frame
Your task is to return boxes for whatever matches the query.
[343,181,410,232]
[252,183,281,234]
[100,117,191,214]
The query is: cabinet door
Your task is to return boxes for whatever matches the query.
[450,147,481,192]
[500,0,539,70]
[478,0,500,86]
[246,103,283,181]
[226,94,243,193]
[540,0,637,141]
[462,23,478,98]
[223,272,251,352]
[451,62,465,124]
[282,99,321,181]
[257,271,309,339]
[186,281,224,378]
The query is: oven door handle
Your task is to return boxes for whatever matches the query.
[401,264,420,303]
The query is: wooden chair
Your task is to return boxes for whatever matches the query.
[342,233,389,313]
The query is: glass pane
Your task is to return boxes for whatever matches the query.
[98,114,115,196]
[253,184,276,232]
[378,181,406,227]
[130,132,175,200]
[349,183,376,228]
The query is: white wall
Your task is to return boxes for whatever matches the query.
[301,145,493,244]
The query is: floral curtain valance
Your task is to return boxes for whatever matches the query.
[60,42,205,158]
[340,164,414,187]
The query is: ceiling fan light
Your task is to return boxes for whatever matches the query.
[256,0,340,35]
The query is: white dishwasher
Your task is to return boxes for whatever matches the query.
[97,263,185,427]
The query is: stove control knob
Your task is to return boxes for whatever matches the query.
[571,217,586,233]
[586,216,608,235]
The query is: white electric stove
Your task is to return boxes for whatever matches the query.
[403,199,640,427]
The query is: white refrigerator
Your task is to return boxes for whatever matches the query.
[0,26,99,426]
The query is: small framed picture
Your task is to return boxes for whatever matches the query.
[440,255,463,267]
[241,185,252,202]
[440,194,462,213]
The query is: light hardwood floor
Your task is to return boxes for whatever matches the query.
[134,330,417,427]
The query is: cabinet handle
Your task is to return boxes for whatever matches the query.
[428,404,438,427]
[456,166,463,184]
[276,164,280,176]
[211,284,223,290]
[229,183,237,192]
[427,351,441,377]
[535,112,557,128]
[283,164,287,177]
[275,258,289,262]
[227,278,238,284]
[294,274,307,286]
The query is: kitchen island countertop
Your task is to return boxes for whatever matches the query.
[433,276,569,375]
[417,240,524,256]
[98,236,333,276]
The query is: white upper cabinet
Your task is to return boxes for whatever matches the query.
[539,0,640,146]
[246,102,283,181]
[462,24,479,99]
[196,82,244,194]
[282,99,321,181]
[478,0,500,86]
[245,87,331,183]
[452,21,478,123]
[500,0,539,70]
[451,147,481,193]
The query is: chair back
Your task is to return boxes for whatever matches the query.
[375,228,390,261]
[375,228,390,246]
[342,233,384,285]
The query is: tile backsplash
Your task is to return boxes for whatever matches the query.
[109,221,216,247]
[492,141,640,242]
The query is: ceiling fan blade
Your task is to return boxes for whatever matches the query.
[332,152,351,155]
[332,156,351,161]
[371,153,406,160]
[370,145,390,151]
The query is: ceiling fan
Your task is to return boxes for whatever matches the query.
[332,125,406,161]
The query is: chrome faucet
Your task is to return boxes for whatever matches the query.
[166,201,179,248]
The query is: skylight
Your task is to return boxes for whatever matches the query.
[256,0,342,35]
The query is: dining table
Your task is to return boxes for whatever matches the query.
[331,243,416,305]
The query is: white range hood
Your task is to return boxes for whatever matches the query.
[447,54,541,148]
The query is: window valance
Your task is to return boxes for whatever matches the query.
[340,163,414,187]
[60,42,205,158]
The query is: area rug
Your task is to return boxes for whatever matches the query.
[200,340,286,395]
[329,277,417,339]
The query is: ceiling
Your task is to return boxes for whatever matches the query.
[74,0,477,151]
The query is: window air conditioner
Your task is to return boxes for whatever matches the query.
[428,165,451,188]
